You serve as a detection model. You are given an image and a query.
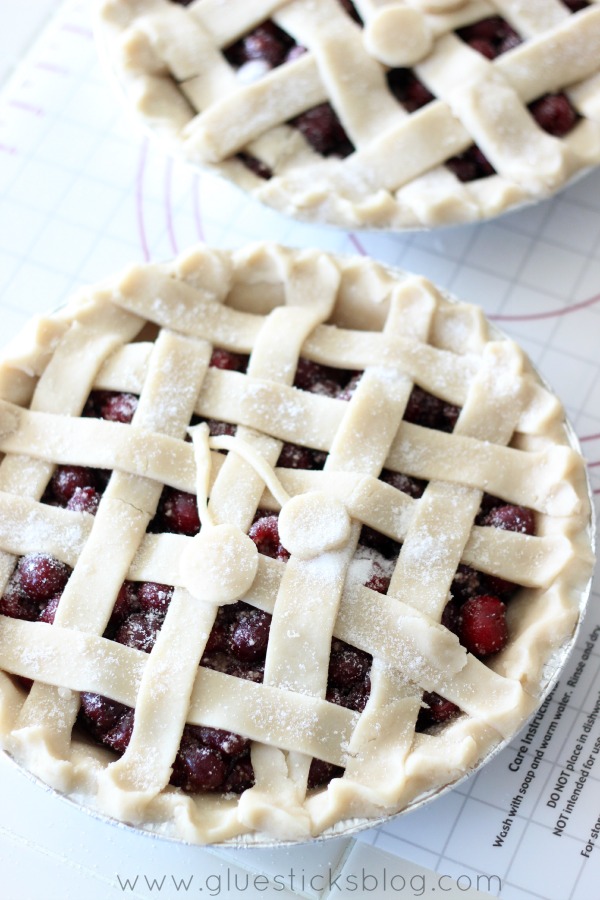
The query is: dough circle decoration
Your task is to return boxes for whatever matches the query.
[364,6,432,68]
[180,525,259,605]
[278,492,352,559]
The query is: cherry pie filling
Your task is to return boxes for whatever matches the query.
[218,3,363,165]
[1,354,537,794]
[389,16,580,183]
[170,3,583,183]
[219,4,359,165]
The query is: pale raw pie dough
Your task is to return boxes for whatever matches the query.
[98,0,600,229]
[0,243,594,844]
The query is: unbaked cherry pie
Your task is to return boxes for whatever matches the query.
[98,0,600,229]
[0,243,593,843]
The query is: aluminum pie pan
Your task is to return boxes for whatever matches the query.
[94,5,599,235]
[0,275,595,850]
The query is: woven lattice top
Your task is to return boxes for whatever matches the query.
[0,244,593,843]
[99,0,600,229]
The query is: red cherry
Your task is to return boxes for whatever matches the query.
[291,104,354,158]
[161,489,201,536]
[308,758,344,788]
[66,486,100,514]
[50,465,97,504]
[39,593,62,624]
[170,733,227,792]
[328,643,371,688]
[209,348,249,372]
[97,391,138,423]
[222,753,256,793]
[459,594,508,657]
[137,582,173,614]
[18,554,71,602]
[417,691,461,730]
[248,513,290,561]
[0,584,40,621]
[230,609,271,662]
[481,504,535,535]
[115,611,164,653]
[530,93,578,137]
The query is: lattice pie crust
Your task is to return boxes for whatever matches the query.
[0,243,593,844]
[99,0,600,229]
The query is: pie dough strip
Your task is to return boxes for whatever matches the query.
[88,331,563,464]
[95,334,217,817]
[242,285,420,828]
[0,309,144,758]
[93,339,554,437]
[114,264,265,349]
[225,257,342,837]
[276,0,404,146]
[10,331,210,792]
[334,585,529,734]
[340,11,599,195]
[0,619,356,767]
[105,1,600,229]
[0,572,515,740]
[381,342,532,777]
[311,286,438,823]
[492,0,569,35]
[0,390,578,514]
[183,52,326,163]
[0,401,196,492]
[0,311,142,590]
[389,340,529,619]
[0,485,569,640]
[189,0,291,47]
[495,7,600,103]
[111,265,480,399]
[0,464,573,595]
[386,424,581,516]
[130,7,226,87]
[416,33,572,192]
[202,379,574,513]
[313,329,533,831]
[0,316,143,786]
[449,72,572,194]
[344,480,573,587]
[244,539,361,840]
[99,589,216,820]
[207,251,340,530]
[266,373,411,692]
[110,263,562,434]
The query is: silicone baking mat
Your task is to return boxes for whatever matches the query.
[0,3,599,898]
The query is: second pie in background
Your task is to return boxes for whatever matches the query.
[98,0,600,230]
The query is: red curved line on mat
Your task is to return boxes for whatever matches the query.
[136,139,150,262]
[348,234,366,255]
[580,433,600,443]
[164,157,178,255]
[587,460,600,468]
[490,292,600,322]
[61,24,93,39]
[192,173,205,243]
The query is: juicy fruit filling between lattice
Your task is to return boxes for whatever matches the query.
[173,0,583,182]
[2,349,536,797]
